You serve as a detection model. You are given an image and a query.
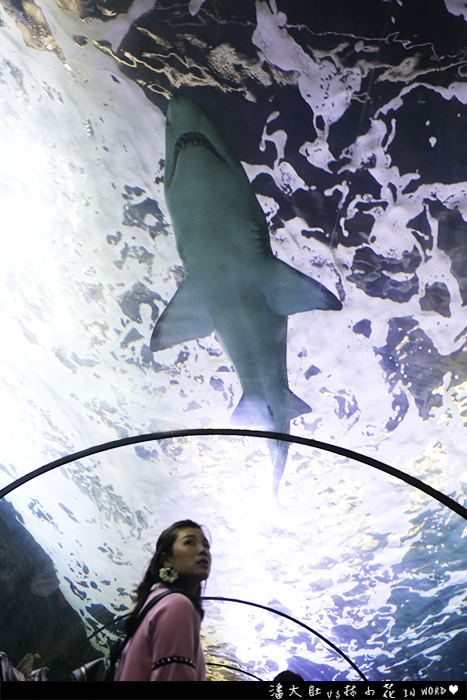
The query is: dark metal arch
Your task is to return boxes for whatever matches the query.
[1,428,466,520]
[202,596,367,681]
[54,594,365,681]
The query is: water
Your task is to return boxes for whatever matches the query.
[0,0,466,681]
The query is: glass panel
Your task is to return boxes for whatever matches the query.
[0,0,466,684]
[1,435,466,680]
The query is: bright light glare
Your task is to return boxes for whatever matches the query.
[0,139,55,256]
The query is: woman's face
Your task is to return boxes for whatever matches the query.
[162,527,211,582]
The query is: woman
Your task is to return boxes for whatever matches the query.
[115,519,211,681]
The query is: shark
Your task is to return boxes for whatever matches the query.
[150,94,342,497]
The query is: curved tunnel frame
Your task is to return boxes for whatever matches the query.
[202,596,367,680]
[55,593,366,681]
[1,428,466,520]
[1,427,466,682]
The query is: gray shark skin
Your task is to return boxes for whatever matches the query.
[151,94,342,497]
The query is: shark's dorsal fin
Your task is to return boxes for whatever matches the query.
[150,279,215,351]
[263,258,342,316]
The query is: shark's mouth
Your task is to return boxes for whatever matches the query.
[173,131,226,170]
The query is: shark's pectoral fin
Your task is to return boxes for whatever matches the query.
[264,258,342,315]
[150,280,214,351]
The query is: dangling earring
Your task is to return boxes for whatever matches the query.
[159,566,178,583]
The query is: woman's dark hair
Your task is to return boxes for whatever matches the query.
[125,519,207,634]
[273,670,305,682]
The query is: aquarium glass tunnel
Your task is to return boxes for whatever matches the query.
[0,0,466,682]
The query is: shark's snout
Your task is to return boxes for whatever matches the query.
[166,94,205,134]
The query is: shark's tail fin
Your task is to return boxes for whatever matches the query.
[263,257,342,316]
[270,438,290,503]
[232,391,310,503]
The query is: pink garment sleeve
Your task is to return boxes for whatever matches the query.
[148,593,201,681]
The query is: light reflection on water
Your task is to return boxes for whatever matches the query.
[0,0,467,682]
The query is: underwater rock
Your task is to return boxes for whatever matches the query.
[0,500,100,680]
[420,282,451,318]
[376,317,467,419]
[348,246,421,303]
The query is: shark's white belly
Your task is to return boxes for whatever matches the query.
[167,150,268,262]
[156,94,341,495]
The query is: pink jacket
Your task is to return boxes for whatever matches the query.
[114,585,206,681]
